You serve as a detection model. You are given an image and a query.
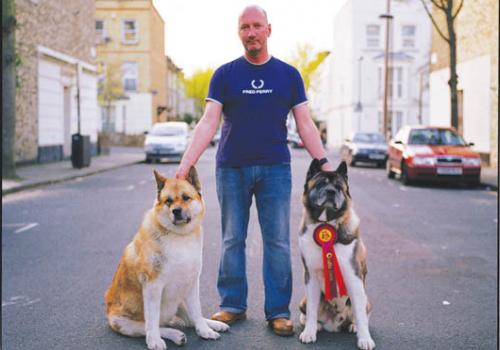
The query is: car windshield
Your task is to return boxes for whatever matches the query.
[150,125,186,137]
[353,133,385,143]
[408,129,466,146]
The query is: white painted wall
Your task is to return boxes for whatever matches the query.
[38,57,99,154]
[429,55,491,154]
[114,93,153,134]
[326,0,432,147]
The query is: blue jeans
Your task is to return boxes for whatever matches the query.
[215,164,292,320]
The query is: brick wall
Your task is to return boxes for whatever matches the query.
[15,0,96,162]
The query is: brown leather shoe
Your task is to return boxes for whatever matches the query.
[268,318,294,336]
[211,310,246,325]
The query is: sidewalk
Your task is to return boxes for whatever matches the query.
[2,148,498,195]
[2,147,145,196]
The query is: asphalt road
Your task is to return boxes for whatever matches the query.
[2,147,498,350]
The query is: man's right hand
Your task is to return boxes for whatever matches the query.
[175,161,191,179]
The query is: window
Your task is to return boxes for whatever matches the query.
[122,62,138,91]
[366,25,380,48]
[96,20,105,42]
[388,67,403,99]
[390,111,403,134]
[122,20,138,44]
[402,25,416,48]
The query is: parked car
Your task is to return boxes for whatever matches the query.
[144,122,189,163]
[340,132,388,167]
[386,125,481,186]
[287,131,304,148]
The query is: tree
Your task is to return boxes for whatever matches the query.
[181,68,214,120]
[97,62,125,132]
[420,0,464,131]
[2,0,17,178]
[287,43,330,93]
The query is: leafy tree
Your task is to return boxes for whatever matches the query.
[288,43,330,93]
[419,0,464,131]
[97,62,125,132]
[181,68,214,120]
[2,0,17,178]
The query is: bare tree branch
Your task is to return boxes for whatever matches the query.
[429,0,446,10]
[419,0,450,43]
[452,0,464,19]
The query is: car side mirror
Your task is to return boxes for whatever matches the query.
[144,131,149,135]
[394,140,403,145]
[468,142,475,146]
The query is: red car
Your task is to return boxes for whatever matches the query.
[386,125,481,186]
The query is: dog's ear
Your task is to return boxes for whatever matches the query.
[336,161,348,178]
[306,158,322,184]
[153,169,167,193]
[186,166,202,194]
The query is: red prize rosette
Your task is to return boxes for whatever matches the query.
[313,223,347,300]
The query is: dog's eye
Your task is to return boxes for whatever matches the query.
[334,184,343,191]
[182,194,191,201]
[165,197,173,206]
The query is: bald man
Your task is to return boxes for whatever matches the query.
[176,5,331,336]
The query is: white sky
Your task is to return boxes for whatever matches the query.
[152,0,348,77]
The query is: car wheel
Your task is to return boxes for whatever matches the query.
[145,157,152,164]
[386,161,395,179]
[466,177,480,188]
[400,162,412,185]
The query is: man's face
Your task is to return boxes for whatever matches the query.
[238,8,271,57]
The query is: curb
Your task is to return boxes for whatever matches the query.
[2,159,143,196]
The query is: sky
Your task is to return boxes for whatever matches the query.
[152,0,348,77]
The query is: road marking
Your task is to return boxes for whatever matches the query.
[126,185,135,191]
[2,296,41,307]
[139,180,147,185]
[2,223,39,234]
[14,223,39,233]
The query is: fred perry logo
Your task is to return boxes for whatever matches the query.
[242,79,273,95]
[251,79,264,89]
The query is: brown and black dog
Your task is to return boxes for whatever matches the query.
[298,160,374,350]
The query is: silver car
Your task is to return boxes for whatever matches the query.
[144,122,189,163]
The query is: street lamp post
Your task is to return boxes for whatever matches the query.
[380,0,393,140]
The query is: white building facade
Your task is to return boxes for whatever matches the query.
[326,0,432,147]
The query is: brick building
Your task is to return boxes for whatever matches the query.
[15,0,99,163]
[429,0,498,167]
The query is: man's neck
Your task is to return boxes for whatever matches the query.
[244,51,270,65]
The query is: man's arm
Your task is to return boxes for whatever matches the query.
[292,103,333,171]
[176,101,223,178]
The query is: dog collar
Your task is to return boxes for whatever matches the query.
[313,223,347,300]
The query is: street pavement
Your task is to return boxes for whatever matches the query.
[2,146,499,350]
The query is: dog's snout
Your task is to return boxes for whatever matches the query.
[172,207,183,218]
[326,188,336,197]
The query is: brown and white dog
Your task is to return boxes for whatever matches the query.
[298,160,375,350]
[104,167,229,350]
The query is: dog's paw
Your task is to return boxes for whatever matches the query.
[357,337,375,350]
[206,319,230,332]
[348,322,357,333]
[146,334,167,350]
[299,330,317,344]
[160,328,187,346]
[196,326,221,340]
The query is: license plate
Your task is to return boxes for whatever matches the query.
[368,154,385,160]
[437,167,462,175]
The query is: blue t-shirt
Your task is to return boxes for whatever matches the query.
[207,56,308,168]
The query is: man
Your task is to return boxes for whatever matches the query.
[176,5,332,336]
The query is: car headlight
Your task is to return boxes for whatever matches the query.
[463,157,481,167]
[413,156,436,166]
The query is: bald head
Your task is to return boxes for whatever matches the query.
[238,5,268,25]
